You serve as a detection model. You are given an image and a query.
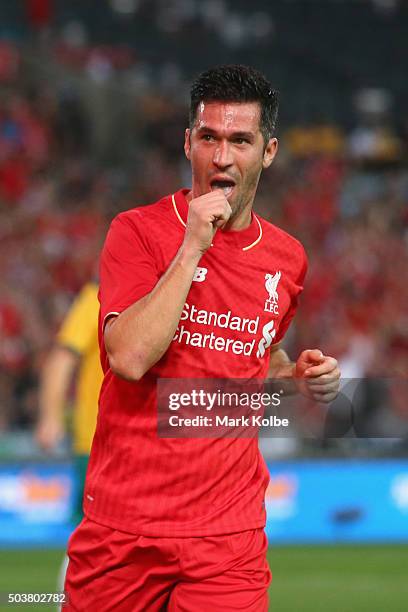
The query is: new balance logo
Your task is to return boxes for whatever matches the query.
[193,267,208,282]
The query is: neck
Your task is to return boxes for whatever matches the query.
[225,206,252,231]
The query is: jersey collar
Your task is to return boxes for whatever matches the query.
[171,189,262,252]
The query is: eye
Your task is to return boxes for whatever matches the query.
[233,137,249,145]
[201,134,215,142]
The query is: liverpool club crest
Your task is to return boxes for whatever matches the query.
[264,271,281,314]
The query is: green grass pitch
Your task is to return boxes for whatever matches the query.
[0,545,407,611]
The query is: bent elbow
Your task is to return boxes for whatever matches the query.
[107,351,147,382]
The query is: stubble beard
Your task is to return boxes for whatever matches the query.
[228,172,261,226]
[228,193,248,223]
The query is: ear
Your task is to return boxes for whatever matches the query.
[262,137,278,169]
[184,128,191,160]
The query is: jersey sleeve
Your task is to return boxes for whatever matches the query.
[57,283,99,355]
[99,212,159,329]
[274,244,308,344]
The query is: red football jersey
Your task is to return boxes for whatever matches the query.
[84,189,307,536]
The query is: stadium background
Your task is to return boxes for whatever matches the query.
[0,0,407,610]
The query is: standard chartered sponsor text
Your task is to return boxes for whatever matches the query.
[173,302,260,356]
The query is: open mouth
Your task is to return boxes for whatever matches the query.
[210,179,236,197]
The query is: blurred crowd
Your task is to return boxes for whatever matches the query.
[0,30,407,437]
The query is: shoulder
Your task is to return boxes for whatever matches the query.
[104,194,174,255]
[113,194,172,231]
[79,282,99,302]
[258,216,306,258]
[65,283,99,318]
[76,284,100,316]
[58,285,99,348]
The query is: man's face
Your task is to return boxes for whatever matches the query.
[184,101,277,221]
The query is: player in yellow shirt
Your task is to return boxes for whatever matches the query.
[35,281,102,524]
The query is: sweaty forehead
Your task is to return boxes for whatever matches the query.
[194,101,261,133]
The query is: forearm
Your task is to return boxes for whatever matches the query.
[105,189,232,381]
[39,348,76,419]
[39,346,77,418]
[36,347,77,451]
[105,244,202,380]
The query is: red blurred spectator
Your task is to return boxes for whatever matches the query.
[0,43,19,81]
[26,0,53,30]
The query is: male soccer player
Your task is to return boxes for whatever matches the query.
[64,65,340,611]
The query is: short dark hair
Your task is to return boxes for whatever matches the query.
[189,64,279,143]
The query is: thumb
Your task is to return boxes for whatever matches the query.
[296,349,324,378]
[297,349,324,373]
[304,349,324,364]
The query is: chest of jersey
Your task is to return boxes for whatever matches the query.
[153,237,296,378]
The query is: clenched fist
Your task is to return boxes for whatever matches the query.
[294,349,340,403]
[183,190,232,255]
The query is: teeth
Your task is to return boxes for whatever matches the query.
[211,182,234,196]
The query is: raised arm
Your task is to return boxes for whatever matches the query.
[105,190,231,381]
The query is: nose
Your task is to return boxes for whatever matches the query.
[213,140,233,169]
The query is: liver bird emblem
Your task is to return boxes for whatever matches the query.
[265,271,281,304]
